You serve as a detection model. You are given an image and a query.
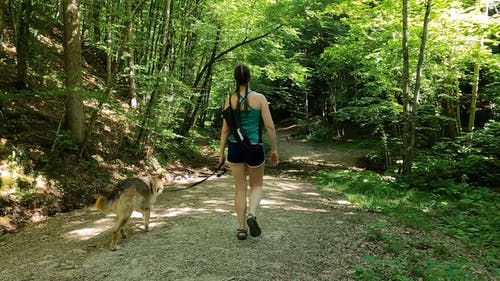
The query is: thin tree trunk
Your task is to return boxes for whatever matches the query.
[305,92,309,121]
[158,0,173,72]
[442,75,459,138]
[63,0,85,146]
[123,0,139,108]
[468,2,489,132]
[407,0,432,169]
[8,0,16,38]
[91,0,100,41]
[455,87,461,132]
[128,44,137,108]
[180,25,220,134]
[16,0,31,90]
[105,0,112,89]
[401,0,411,174]
[468,62,480,132]
[141,0,158,73]
[114,0,147,75]
[135,90,157,146]
[0,0,5,44]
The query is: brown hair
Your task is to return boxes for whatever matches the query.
[234,65,250,111]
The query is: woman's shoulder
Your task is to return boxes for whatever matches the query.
[249,91,266,100]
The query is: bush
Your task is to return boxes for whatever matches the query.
[411,120,500,188]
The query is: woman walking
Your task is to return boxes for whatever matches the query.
[219,65,279,240]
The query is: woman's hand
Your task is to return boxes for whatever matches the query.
[270,151,279,167]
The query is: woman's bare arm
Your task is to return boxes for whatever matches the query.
[259,95,279,166]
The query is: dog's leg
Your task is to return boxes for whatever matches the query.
[143,208,151,231]
[109,214,131,251]
[120,227,127,239]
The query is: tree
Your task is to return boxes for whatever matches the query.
[0,0,5,44]
[63,0,85,147]
[467,1,491,132]
[401,0,432,174]
[16,0,31,89]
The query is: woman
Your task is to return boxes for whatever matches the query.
[219,65,279,240]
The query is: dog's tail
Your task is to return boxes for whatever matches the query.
[95,196,110,211]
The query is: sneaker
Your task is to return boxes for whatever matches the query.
[246,214,261,237]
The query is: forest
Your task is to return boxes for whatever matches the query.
[0,0,499,280]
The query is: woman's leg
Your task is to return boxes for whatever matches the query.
[247,164,264,217]
[230,162,248,230]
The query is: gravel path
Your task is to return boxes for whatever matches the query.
[0,171,391,281]
[1,131,496,281]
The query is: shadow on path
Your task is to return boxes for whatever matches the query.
[0,175,383,281]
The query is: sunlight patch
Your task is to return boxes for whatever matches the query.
[155,207,210,218]
[274,182,302,191]
[131,211,143,218]
[260,199,285,206]
[303,192,320,196]
[202,199,232,206]
[66,225,111,240]
[334,200,351,205]
[284,206,329,213]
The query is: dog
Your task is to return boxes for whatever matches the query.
[95,176,164,250]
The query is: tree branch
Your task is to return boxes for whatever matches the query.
[132,0,148,17]
[193,24,283,88]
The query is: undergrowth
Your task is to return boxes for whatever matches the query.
[315,169,499,280]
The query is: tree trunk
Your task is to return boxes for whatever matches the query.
[8,0,15,37]
[128,43,137,108]
[135,90,157,146]
[0,0,5,44]
[179,25,221,135]
[455,88,461,132]
[468,2,489,132]
[91,0,100,41]
[16,0,31,90]
[63,0,85,146]
[401,0,431,174]
[401,0,411,174]
[125,0,137,108]
[407,0,432,169]
[114,0,147,76]
[158,0,173,72]
[468,61,480,132]
[441,75,459,138]
[105,0,112,89]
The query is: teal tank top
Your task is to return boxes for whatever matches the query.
[228,91,262,144]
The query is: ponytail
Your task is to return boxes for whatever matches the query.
[234,65,250,111]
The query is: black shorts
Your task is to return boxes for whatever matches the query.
[227,142,265,168]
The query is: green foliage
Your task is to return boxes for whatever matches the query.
[356,255,481,281]
[410,120,500,188]
[316,168,499,279]
[53,130,79,152]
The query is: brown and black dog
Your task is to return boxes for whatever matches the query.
[95,176,163,250]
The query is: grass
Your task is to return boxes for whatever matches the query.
[315,169,500,280]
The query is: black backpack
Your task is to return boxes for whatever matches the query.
[222,95,262,153]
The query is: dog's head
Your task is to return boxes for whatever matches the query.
[150,176,164,194]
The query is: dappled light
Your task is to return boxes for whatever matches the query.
[61,176,351,243]
[1,0,498,278]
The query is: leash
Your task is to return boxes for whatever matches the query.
[165,161,227,192]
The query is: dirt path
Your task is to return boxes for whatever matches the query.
[0,134,397,281]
